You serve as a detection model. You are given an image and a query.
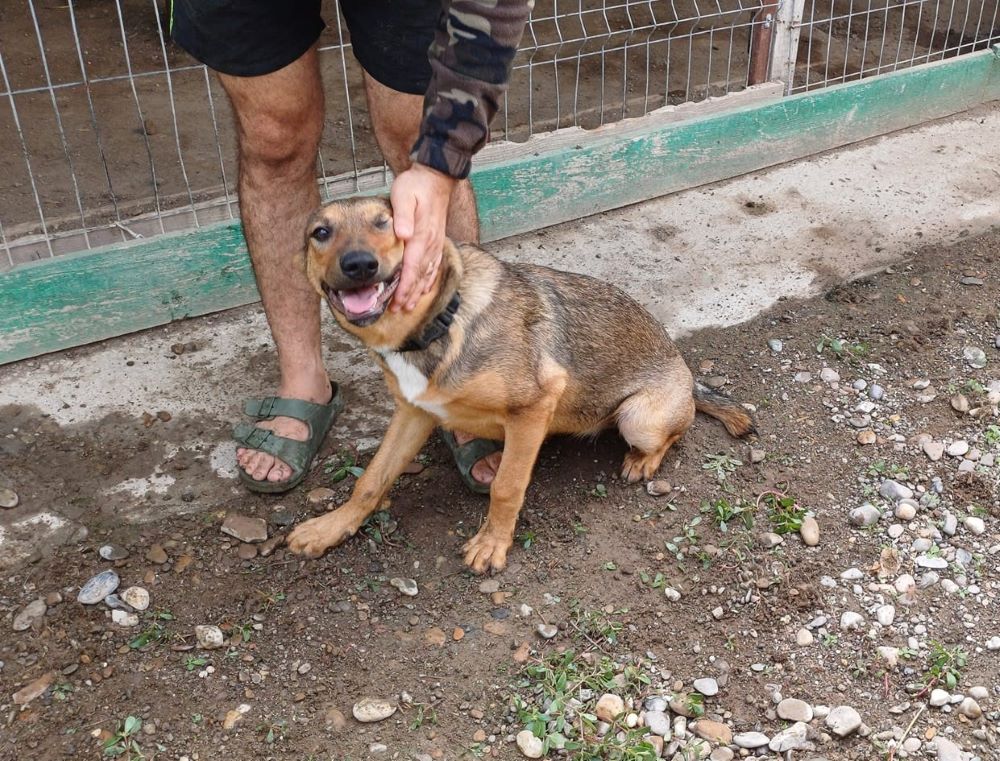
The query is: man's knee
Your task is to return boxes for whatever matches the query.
[239,107,323,173]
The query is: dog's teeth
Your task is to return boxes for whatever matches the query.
[376,282,385,295]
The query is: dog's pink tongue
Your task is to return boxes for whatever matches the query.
[340,285,380,316]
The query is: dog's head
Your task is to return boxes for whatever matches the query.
[305,198,404,328]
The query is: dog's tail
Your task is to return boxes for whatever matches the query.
[693,382,756,438]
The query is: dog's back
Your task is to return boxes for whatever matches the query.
[454,245,694,434]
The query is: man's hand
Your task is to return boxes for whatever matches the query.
[390,164,456,312]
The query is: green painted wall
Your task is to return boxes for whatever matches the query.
[2,48,998,365]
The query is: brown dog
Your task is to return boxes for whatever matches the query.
[286,198,754,573]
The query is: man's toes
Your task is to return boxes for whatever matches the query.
[267,462,292,482]
[470,459,496,486]
[248,452,276,481]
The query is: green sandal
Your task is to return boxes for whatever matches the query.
[440,430,503,495]
[233,382,344,494]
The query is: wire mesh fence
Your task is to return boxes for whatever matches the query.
[1,0,997,272]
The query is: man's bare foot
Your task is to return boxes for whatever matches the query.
[453,430,502,486]
[237,373,332,484]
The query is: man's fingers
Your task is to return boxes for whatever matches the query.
[392,238,424,312]
[391,185,416,240]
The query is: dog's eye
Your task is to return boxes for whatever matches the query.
[311,226,332,242]
[373,215,390,230]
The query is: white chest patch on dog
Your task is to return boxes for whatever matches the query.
[379,351,448,419]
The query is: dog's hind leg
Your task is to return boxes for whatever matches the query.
[287,403,436,558]
[616,386,695,483]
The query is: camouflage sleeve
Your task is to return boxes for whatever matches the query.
[410,0,532,180]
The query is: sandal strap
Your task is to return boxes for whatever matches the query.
[244,395,331,421]
[233,423,314,474]
[452,437,504,470]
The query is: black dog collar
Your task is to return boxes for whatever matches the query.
[397,292,461,352]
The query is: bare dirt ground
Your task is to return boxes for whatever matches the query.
[2,218,1000,759]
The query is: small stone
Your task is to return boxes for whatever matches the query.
[516,729,543,758]
[887,524,905,539]
[922,441,945,461]
[77,570,120,604]
[959,697,982,719]
[647,479,672,496]
[13,599,46,632]
[750,448,766,464]
[849,503,881,527]
[259,535,283,557]
[221,513,268,543]
[452,627,465,641]
[536,624,557,640]
[869,384,885,400]
[324,707,348,731]
[946,441,970,458]
[793,371,812,383]
[935,736,963,761]
[12,671,55,705]
[894,500,917,521]
[820,367,840,384]
[964,516,985,535]
[194,625,225,650]
[237,543,258,561]
[424,627,446,647]
[111,609,139,627]
[769,722,809,752]
[710,749,734,761]
[512,641,531,664]
[693,719,732,745]
[767,339,783,352]
[963,347,987,369]
[693,678,718,697]
[733,732,770,749]
[951,394,971,413]
[643,710,672,736]
[856,430,876,445]
[961,276,985,286]
[478,579,500,594]
[879,480,913,501]
[894,574,916,594]
[0,487,18,509]
[595,693,625,722]
[664,586,681,602]
[877,646,899,668]
[840,611,864,631]
[927,689,951,708]
[987,636,1000,651]
[121,587,149,611]
[307,487,336,503]
[876,605,895,626]
[297,662,312,675]
[796,628,814,646]
[969,686,989,701]
[916,555,948,569]
[145,545,168,564]
[777,698,814,722]
[759,532,784,548]
[223,704,251,730]
[352,698,397,723]
[825,705,862,737]
[390,578,418,597]
[799,516,820,546]
[711,606,724,620]
[98,544,129,561]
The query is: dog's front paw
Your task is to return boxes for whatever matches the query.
[286,511,359,558]
[462,528,513,574]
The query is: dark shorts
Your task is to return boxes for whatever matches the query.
[169,0,440,95]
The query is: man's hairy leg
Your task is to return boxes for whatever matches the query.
[220,46,331,484]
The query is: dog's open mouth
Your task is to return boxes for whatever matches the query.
[322,267,401,327]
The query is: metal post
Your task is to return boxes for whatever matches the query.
[769,0,808,93]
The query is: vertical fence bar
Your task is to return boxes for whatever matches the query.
[748,0,779,84]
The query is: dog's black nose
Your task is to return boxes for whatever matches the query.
[340,250,379,281]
